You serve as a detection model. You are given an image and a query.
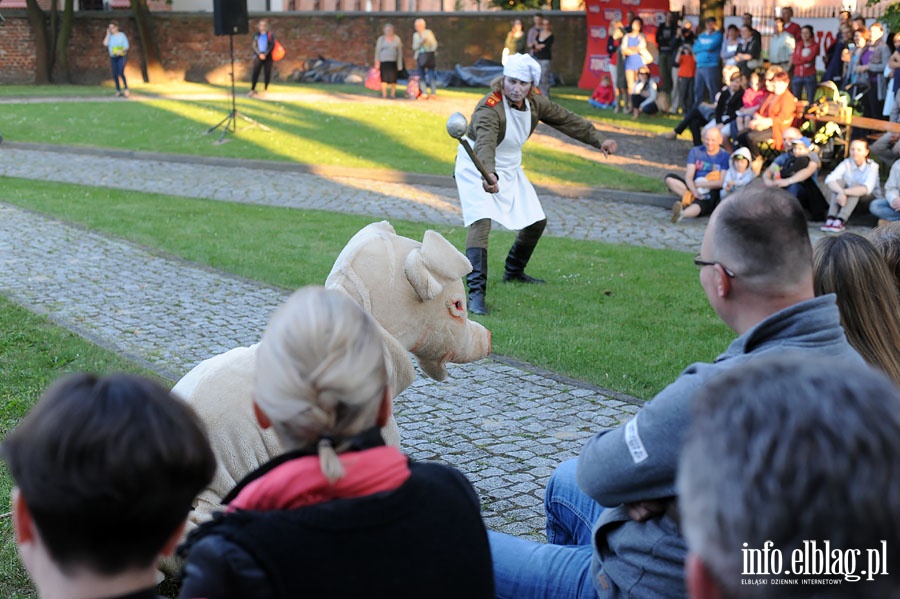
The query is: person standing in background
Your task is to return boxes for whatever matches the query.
[791,25,819,102]
[693,17,723,106]
[412,18,438,99]
[102,22,130,98]
[656,12,680,113]
[249,19,275,97]
[768,17,796,74]
[620,17,649,111]
[526,13,543,57]
[502,19,527,65]
[532,18,554,98]
[781,6,801,42]
[374,23,404,99]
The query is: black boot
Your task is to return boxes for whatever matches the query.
[465,247,489,315]
[503,242,545,284]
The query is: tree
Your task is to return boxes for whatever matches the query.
[868,0,900,35]
[129,0,166,82]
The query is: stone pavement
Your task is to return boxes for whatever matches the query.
[0,143,856,540]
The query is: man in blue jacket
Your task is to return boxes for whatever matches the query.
[692,17,723,107]
[487,187,865,598]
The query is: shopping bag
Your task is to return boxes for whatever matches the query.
[271,40,286,62]
[365,67,382,91]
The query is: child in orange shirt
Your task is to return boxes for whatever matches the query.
[589,74,616,109]
[675,43,696,114]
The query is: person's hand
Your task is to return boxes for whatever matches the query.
[776,178,791,188]
[889,133,899,143]
[626,500,668,522]
[482,172,499,194]
[836,191,847,206]
[600,139,617,157]
[763,176,775,187]
[259,53,266,60]
[890,196,900,212]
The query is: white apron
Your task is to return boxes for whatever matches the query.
[455,99,546,230]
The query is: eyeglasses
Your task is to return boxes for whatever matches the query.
[693,255,736,278]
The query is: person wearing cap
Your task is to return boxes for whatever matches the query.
[763,131,828,221]
[630,65,658,119]
[455,52,617,315]
[178,287,495,598]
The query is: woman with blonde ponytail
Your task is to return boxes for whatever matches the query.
[179,287,494,599]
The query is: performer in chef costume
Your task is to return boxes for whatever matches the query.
[455,53,617,315]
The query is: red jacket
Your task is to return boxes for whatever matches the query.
[791,41,819,78]
[758,90,797,149]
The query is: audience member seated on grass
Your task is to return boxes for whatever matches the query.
[661,71,743,146]
[869,221,900,295]
[813,232,900,386]
[720,147,754,199]
[178,287,494,599]
[869,159,900,223]
[630,66,658,119]
[678,355,900,599]
[486,189,864,599]
[762,131,828,221]
[735,71,797,173]
[1,373,216,599]
[821,139,881,233]
[588,74,616,109]
[666,127,730,223]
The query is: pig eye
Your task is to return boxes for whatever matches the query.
[454,300,463,311]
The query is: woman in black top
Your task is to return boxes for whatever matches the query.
[532,18,554,98]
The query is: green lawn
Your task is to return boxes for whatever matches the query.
[0,82,667,193]
[0,176,732,400]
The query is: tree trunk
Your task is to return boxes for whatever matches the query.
[54,0,75,83]
[24,0,50,83]
[129,0,165,82]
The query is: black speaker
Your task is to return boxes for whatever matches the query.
[213,0,248,36]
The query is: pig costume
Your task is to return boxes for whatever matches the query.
[178,287,494,598]
[455,53,613,315]
[163,222,490,578]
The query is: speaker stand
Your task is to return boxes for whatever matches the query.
[207,34,270,144]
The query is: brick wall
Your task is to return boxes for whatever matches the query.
[0,11,587,85]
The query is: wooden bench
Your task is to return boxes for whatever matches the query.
[805,113,900,158]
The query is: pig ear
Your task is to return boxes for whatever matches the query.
[405,230,472,301]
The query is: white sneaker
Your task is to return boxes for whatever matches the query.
[671,200,683,223]
[820,218,836,232]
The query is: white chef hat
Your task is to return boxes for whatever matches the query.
[503,53,541,86]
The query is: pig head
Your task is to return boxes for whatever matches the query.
[326,220,491,382]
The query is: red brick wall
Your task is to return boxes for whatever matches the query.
[0,11,587,85]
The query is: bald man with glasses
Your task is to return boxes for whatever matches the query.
[487,187,864,599]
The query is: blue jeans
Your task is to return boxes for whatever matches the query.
[870,199,900,221]
[418,66,435,96]
[791,75,817,102]
[693,66,720,107]
[490,459,605,599]
[110,55,128,92]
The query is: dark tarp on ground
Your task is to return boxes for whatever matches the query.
[290,57,505,88]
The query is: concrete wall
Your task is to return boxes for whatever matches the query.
[0,11,588,85]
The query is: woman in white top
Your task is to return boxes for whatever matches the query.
[821,139,881,233]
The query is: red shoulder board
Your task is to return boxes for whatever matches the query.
[534,87,542,95]
[485,91,502,107]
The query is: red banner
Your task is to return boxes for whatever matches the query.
[579,0,670,90]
